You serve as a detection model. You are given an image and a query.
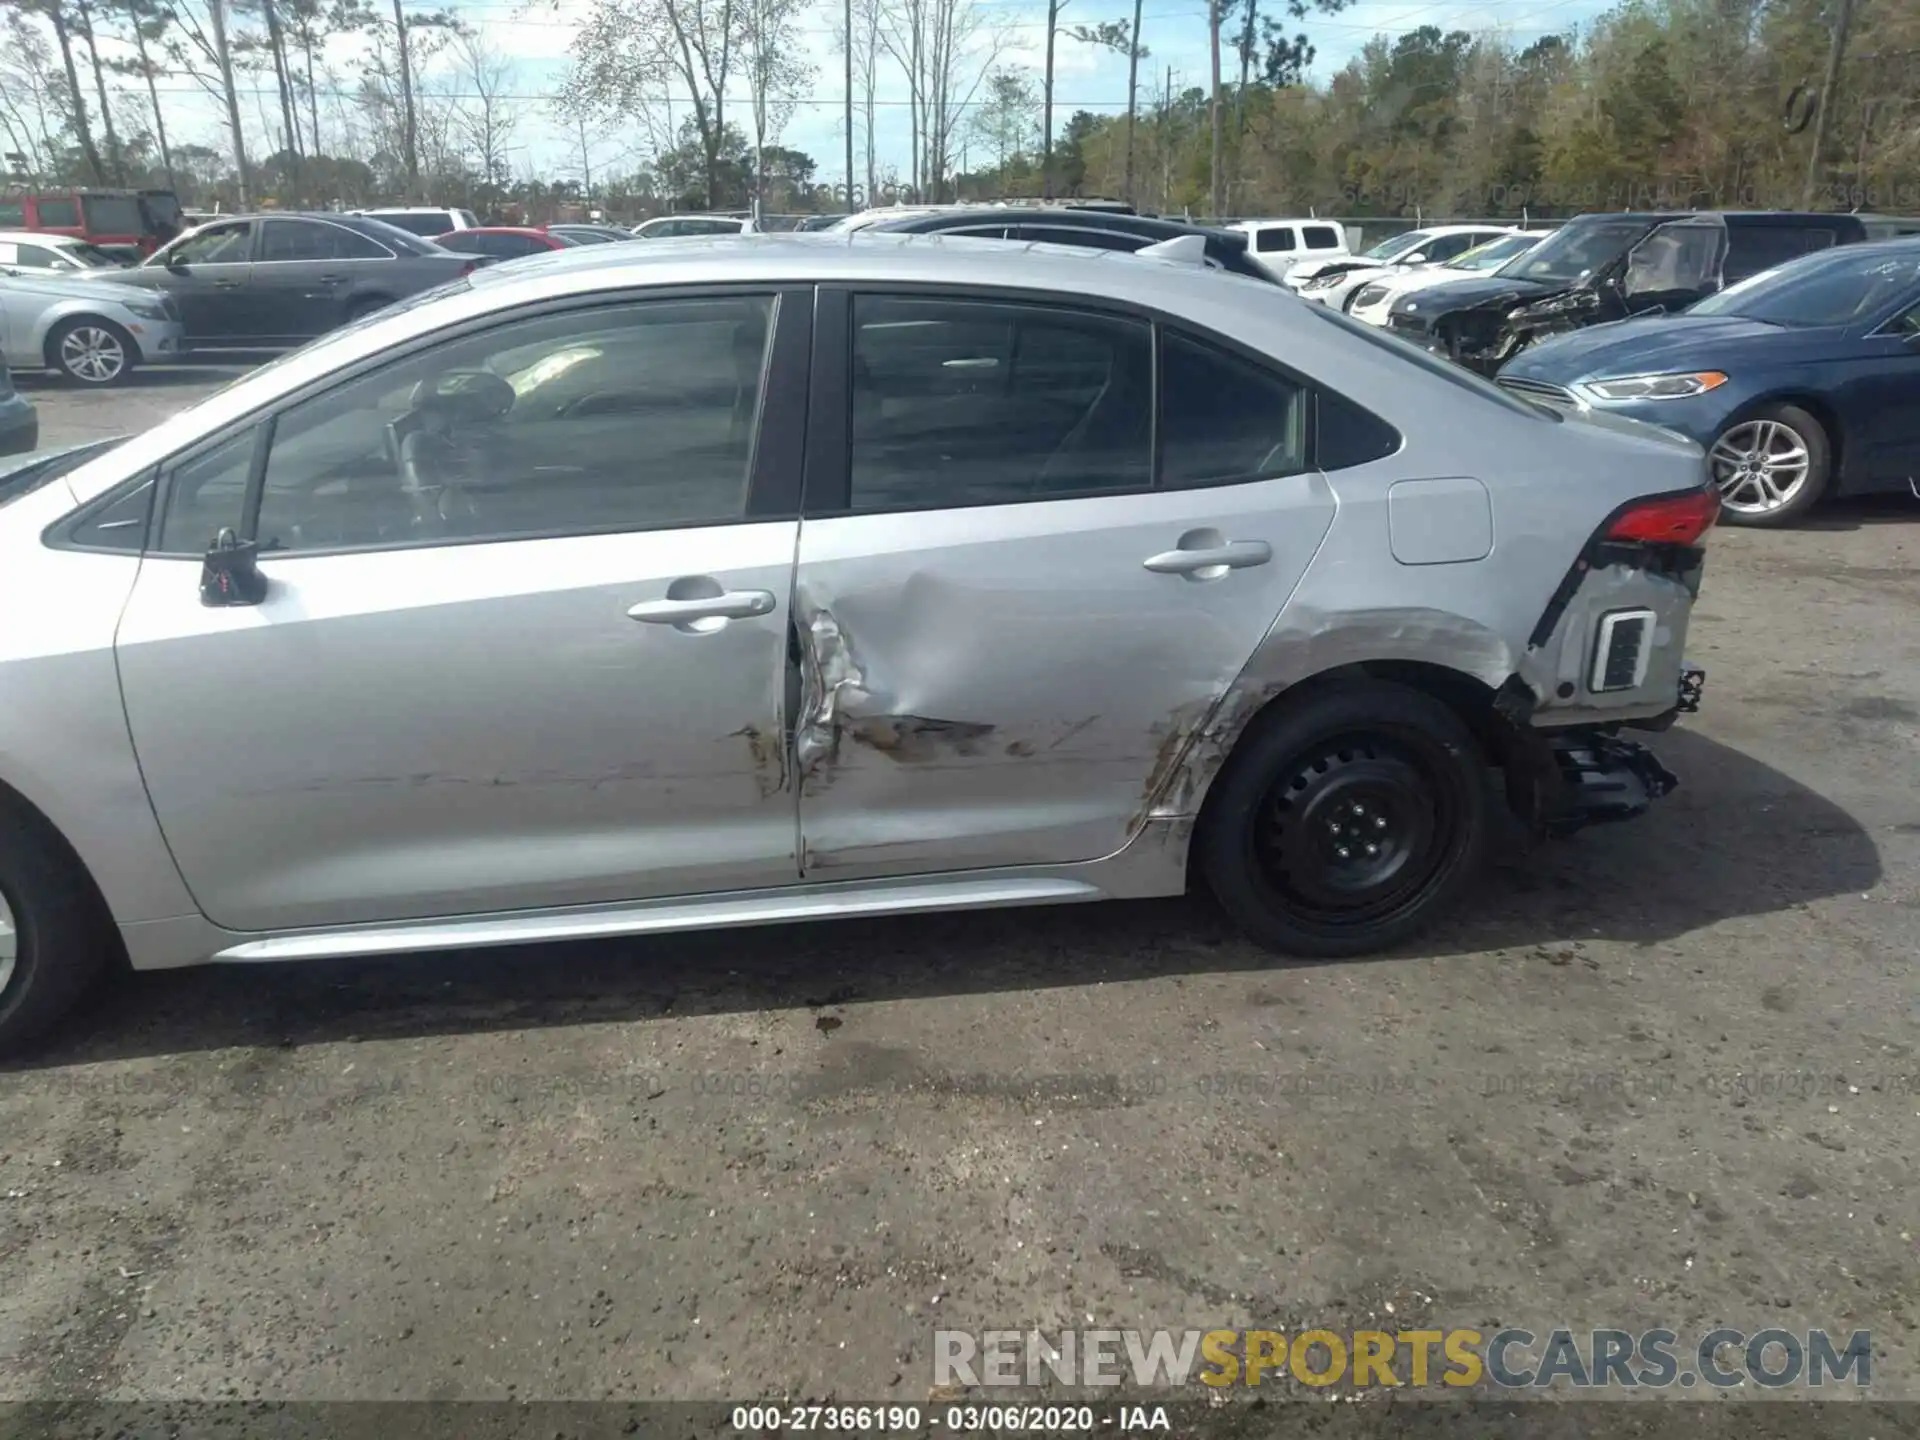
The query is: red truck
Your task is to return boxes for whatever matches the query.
[0,188,185,260]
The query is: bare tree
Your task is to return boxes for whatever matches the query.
[1068,14,1145,199]
[114,0,177,187]
[71,0,127,179]
[0,9,63,175]
[739,0,808,214]
[452,29,515,204]
[163,0,255,204]
[877,0,1004,200]
[567,0,740,210]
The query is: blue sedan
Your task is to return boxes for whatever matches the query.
[1497,238,1920,525]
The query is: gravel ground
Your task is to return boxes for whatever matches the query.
[2,374,1917,1415]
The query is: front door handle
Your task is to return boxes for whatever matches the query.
[1142,539,1272,577]
[316,273,346,284]
[213,278,245,290]
[627,590,776,625]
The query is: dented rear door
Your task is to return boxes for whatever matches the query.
[790,289,1338,880]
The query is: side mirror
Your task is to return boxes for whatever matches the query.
[163,251,187,272]
[1902,329,1920,351]
[200,527,268,607]
[1404,251,1427,264]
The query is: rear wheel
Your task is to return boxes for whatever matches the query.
[1198,681,1489,958]
[1709,403,1830,527]
[0,808,114,1054]
[49,317,134,386]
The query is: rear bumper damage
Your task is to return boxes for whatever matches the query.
[1504,663,1704,839]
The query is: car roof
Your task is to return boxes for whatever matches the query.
[866,207,1241,241]
[0,229,88,246]
[444,226,548,236]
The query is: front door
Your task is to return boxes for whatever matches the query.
[136,218,258,340]
[791,290,1336,880]
[1853,301,1920,481]
[115,287,809,933]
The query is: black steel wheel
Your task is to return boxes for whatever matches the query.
[1198,680,1489,958]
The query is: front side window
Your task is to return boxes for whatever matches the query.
[170,222,253,265]
[1423,233,1483,263]
[159,428,259,553]
[36,198,80,228]
[1159,331,1307,486]
[375,212,446,237]
[229,295,775,554]
[0,201,23,226]
[850,296,1153,511]
[1622,222,1725,298]
[1255,228,1295,253]
[1506,219,1650,285]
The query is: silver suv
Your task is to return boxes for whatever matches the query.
[0,234,1711,1050]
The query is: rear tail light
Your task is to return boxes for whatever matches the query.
[459,259,479,276]
[1606,487,1718,546]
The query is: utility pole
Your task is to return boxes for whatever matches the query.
[1801,0,1857,209]
[577,115,593,207]
[392,0,419,200]
[1208,0,1223,220]
[1042,0,1062,199]
[1122,0,1142,205]
[845,0,855,209]
[209,0,251,207]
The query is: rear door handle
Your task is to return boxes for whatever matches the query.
[627,590,776,624]
[316,273,346,284]
[213,279,245,289]
[1142,540,1273,576]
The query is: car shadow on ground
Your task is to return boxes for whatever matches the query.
[1798,493,1920,530]
[7,727,1882,1068]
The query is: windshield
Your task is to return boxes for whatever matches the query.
[1307,302,1554,420]
[1457,234,1540,271]
[1360,230,1432,262]
[1500,219,1651,284]
[1688,247,1920,326]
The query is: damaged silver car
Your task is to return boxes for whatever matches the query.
[0,233,1713,1050]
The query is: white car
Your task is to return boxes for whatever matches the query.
[0,267,185,385]
[0,230,133,276]
[1346,232,1550,327]
[633,214,758,238]
[353,206,481,239]
[1288,225,1520,310]
[1228,218,1351,282]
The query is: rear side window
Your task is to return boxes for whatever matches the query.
[1303,226,1343,250]
[1255,228,1295,253]
[374,212,446,237]
[1158,331,1307,486]
[37,198,80,228]
[83,195,144,233]
[1725,225,1837,279]
[849,295,1153,510]
[0,201,23,226]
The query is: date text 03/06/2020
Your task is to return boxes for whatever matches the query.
[732,1405,1167,1432]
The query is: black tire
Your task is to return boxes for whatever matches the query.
[1197,680,1489,959]
[0,806,115,1054]
[1708,402,1831,528]
[47,316,135,387]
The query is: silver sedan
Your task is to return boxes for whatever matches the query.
[0,267,186,385]
[0,234,1714,1050]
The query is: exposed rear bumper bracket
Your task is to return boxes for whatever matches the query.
[1542,731,1679,838]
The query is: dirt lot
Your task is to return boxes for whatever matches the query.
[2,372,1917,1412]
